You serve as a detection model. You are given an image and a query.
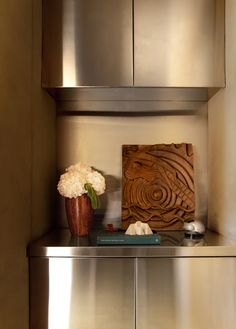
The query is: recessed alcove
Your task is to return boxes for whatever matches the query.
[57,105,208,228]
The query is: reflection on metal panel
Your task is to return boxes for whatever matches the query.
[137,258,236,329]
[42,0,133,87]
[48,259,72,329]
[134,0,225,87]
[30,258,135,329]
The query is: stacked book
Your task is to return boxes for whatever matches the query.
[97,232,161,245]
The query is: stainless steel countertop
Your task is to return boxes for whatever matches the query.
[27,229,236,258]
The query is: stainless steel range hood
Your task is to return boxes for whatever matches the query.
[42,0,225,113]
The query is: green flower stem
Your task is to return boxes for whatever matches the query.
[85,183,100,209]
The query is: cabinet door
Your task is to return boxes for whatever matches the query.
[134,0,225,87]
[30,258,135,329]
[42,0,133,87]
[136,258,236,329]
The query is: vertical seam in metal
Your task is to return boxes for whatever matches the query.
[132,0,135,85]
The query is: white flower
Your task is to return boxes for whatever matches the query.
[87,171,106,195]
[57,171,87,198]
[57,162,106,200]
[66,163,92,175]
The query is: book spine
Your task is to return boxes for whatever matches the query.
[97,235,161,245]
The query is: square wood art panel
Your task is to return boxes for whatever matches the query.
[122,143,195,230]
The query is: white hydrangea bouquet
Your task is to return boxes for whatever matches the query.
[57,163,106,209]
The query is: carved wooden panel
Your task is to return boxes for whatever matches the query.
[122,143,195,230]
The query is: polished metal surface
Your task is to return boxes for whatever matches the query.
[28,229,236,258]
[51,87,212,102]
[42,0,225,106]
[136,258,236,329]
[29,230,236,329]
[42,0,133,87]
[54,87,212,113]
[134,0,225,87]
[56,100,206,114]
[30,257,135,329]
[51,86,218,113]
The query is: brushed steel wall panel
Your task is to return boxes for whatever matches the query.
[134,0,225,87]
[30,257,135,329]
[137,258,236,329]
[42,0,133,87]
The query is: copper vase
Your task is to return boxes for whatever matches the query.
[65,195,93,236]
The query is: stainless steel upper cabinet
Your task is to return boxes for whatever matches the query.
[134,0,225,87]
[42,0,133,87]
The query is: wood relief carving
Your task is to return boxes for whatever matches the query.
[122,144,195,230]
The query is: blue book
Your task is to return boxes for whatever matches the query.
[97,233,161,245]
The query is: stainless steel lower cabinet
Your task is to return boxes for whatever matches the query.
[136,258,236,329]
[30,258,135,329]
[30,256,236,329]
